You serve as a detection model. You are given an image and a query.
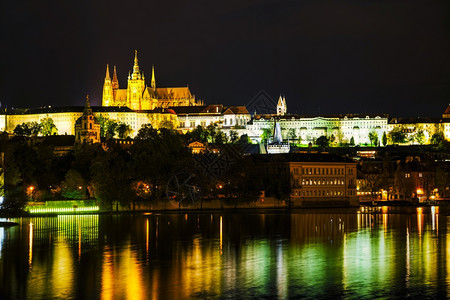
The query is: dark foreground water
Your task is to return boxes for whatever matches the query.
[0,207,449,299]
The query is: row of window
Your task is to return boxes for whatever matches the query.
[301,178,346,186]
[293,190,345,197]
[293,167,351,175]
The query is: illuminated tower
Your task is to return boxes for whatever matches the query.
[126,50,146,110]
[151,65,156,91]
[277,95,287,116]
[112,65,119,89]
[75,95,101,144]
[102,64,113,106]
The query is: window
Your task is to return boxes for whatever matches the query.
[419,173,422,178]
[405,173,411,178]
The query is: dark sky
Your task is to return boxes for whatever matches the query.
[2,0,450,117]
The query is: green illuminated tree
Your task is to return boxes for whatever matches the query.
[368,131,378,146]
[382,131,387,146]
[287,128,297,142]
[430,131,444,145]
[159,120,175,130]
[350,136,355,146]
[96,115,108,137]
[261,127,273,144]
[388,127,407,144]
[61,169,86,200]
[13,122,41,137]
[40,118,57,136]
[105,120,119,138]
[117,123,132,139]
[229,130,239,143]
[316,135,329,148]
[413,129,426,145]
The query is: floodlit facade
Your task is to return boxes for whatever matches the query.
[246,100,450,146]
[246,114,389,145]
[102,50,201,110]
[251,153,358,206]
[0,106,177,137]
[171,105,251,132]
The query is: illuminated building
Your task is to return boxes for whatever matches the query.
[251,153,358,206]
[276,95,287,116]
[75,96,101,144]
[171,105,251,132]
[0,105,177,137]
[246,98,450,145]
[102,50,201,110]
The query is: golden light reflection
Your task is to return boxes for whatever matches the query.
[220,216,223,255]
[78,219,81,260]
[146,218,149,259]
[101,246,114,300]
[382,206,388,232]
[51,239,74,298]
[101,244,145,300]
[29,222,33,268]
[406,227,410,289]
[417,207,423,236]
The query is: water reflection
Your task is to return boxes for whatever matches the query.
[0,208,450,298]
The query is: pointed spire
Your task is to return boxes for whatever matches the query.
[105,64,111,80]
[85,94,91,108]
[84,94,93,115]
[112,65,119,89]
[151,65,156,90]
[132,50,140,79]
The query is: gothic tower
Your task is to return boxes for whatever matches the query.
[277,95,287,116]
[127,50,146,110]
[151,65,156,91]
[102,64,113,106]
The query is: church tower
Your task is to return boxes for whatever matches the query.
[151,65,156,91]
[127,50,146,110]
[75,95,101,144]
[277,95,287,116]
[102,64,114,106]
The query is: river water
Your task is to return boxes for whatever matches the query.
[0,207,449,299]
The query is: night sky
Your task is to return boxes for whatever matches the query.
[2,0,450,117]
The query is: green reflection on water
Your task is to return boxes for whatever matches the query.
[0,207,449,299]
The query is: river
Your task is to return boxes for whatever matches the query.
[0,206,448,299]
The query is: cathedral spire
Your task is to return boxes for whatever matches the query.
[105,64,111,80]
[151,65,156,90]
[132,50,141,79]
[112,65,119,89]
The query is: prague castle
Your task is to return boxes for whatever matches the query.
[102,50,200,110]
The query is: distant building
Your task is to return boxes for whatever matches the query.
[188,141,207,154]
[251,153,358,206]
[247,99,450,146]
[171,105,251,132]
[276,95,287,116]
[75,96,101,144]
[102,50,201,110]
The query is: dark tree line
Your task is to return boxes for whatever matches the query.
[1,125,261,213]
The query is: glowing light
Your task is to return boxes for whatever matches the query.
[220,216,223,255]
[28,206,99,214]
[416,188,423,195]
[29,222,33,268]
[417,207,423,236]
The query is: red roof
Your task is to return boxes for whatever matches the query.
[444,104,450,115]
